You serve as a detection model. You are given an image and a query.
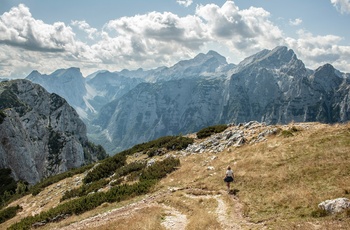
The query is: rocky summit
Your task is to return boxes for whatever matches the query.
[0,79,107,184]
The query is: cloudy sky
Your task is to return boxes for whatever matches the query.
[1,0,350,78]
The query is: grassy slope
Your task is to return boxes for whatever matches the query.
[1,122,350,230]
[232,123,350,228]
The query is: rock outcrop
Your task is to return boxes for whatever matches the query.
[318,198,350,214]
[0,80,107,184]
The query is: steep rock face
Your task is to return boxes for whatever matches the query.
[0,80,106,184]
[94,77,226,153]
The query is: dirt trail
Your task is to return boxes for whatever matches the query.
[55,187,264,230]
[184,189,265,230]
[161,204,188,230]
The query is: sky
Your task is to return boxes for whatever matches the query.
[0,0,350,78]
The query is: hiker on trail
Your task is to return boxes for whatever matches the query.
[224,166,234,193]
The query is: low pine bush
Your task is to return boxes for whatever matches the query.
[196,124,228,139]
[0,205,22,224]
[83,154,126,184]
[61,179,109,201]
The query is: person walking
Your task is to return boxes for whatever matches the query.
[224,166,234,193]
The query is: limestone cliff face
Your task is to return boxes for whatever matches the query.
[0,80,107,184]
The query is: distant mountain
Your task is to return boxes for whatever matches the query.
[26,68,91,119]
[85,71,145,112]
[0,80,107,184]
[26,47,350,154]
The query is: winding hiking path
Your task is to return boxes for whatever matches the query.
[55,188,264,230]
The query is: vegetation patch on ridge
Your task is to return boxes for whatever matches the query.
[196,124,228,139]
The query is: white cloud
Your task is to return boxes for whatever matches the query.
[331,0,350,14]
[0,2,350,78]
[176,0,193,7]
[285,30,350,71]
[195,2,284,53]
[71,20,98,40]
[0,4,77,52]
[289,18,302,26]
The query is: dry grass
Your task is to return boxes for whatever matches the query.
[229,123,350,227]
[88,206,165,230]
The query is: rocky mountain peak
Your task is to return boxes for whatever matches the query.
[191,50,227,66]
[310,63,344,92]
[27,70,41,79]
[314,63,336,76]
[237,46,305,74]
[51,67,82,78]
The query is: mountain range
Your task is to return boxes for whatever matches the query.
[26,46,350,154]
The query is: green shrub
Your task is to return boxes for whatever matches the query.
[61,179,109,201]
[83,154,126,184]
[196,124,228,139]
[131,136,193,157]
[281,130,294,138]
[31,187,43,196]
[123,135,193,157]
[0,168,18,208]
[83,142,108,163]
[109,178,124,187]
[0,205,22,224]
[0,168,17,196]
[140,157,180,181]
[114,162,146,178]
[310,208,328,218]
[0,110,6,124]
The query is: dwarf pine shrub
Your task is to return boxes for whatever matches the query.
[196,124,228,139]
[0,205,21,224]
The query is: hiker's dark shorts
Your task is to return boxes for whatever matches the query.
[224,176,234,183]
